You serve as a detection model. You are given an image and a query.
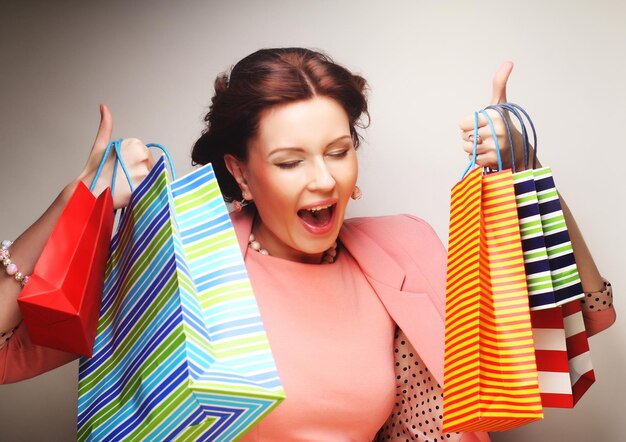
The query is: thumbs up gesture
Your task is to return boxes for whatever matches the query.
[76,105,155,209]
[459,62,531,171]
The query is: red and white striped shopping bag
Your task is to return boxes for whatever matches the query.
[531,300,595,408]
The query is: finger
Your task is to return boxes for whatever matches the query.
[119,138,157,177]
[463,125,501,143]
[92,104,114,154]
[462,142,490,156]
[490,61,514,105]
[469,151,498,169]
[146,150,157,168]
[458,113,476,132]
[460,108,503,131]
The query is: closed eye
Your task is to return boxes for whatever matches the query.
[275,160,302,169]
[327,149,349,159]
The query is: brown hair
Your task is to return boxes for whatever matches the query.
[191,47,369,202]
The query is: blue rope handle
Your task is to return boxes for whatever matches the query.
[501,102,538,170]
[497,104,529,170]
[460,111,480,180]
[479,109,503,172]
[89,140,117,193]
[90,139,177,194]
[89,138,135,193]
[112,139,137,192]
[146,143,177,180]
[484,105,515,171]
[89,139,176,230]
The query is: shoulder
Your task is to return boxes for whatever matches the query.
[342,214,446,268]
[343,214,442,247]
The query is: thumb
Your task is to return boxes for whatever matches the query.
[490,61,514,105]
[91,103,114,154]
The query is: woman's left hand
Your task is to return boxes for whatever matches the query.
[458,62,530,171]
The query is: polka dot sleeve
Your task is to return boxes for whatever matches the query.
[580,278,613,312]
[375,328,461,442]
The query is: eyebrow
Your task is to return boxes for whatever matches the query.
[268,135,352,156]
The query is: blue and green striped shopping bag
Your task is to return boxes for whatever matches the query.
[77,156,284,441]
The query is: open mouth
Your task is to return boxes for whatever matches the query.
[297,203,336,229]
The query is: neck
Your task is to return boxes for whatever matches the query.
[248,223,337,265]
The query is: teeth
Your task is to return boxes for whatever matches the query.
[307,204,332,213]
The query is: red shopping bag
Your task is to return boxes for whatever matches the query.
[531,300,595,407]
[17,182,114,357]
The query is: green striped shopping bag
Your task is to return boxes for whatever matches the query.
[78,155,284,441]
[533,166,583,305]
[487,103,583,308]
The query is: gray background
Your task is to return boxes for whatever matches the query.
[1,1,624,440]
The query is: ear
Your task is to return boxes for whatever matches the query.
[224,154,253,200]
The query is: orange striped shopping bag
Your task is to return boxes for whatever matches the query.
[443,112,543,432]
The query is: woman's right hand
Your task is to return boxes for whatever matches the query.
[458,62,537,172]
[77,104,155,209]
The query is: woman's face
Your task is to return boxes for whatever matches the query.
[228,96,358,263]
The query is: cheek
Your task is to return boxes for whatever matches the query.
[337,157,359,190]
[250,168,300,209]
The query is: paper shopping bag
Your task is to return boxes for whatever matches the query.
[78,157,284,442]
[490,102,580,310]
[17,182,114,356]
[443,166,543,433]
[513,169,555,310]
[531,300,595,408]
[533,167,584,306]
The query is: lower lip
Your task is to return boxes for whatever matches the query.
[298,207,337,235]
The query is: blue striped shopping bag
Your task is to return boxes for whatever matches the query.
[77,156,284,441]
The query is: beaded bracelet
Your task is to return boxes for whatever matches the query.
[580,278,613,312]
[1,240,30,287]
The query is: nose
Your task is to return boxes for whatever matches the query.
[307,158,335,192]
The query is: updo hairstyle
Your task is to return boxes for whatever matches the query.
[191,47,369,202]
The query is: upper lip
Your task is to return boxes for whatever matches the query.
[299,199,338,211]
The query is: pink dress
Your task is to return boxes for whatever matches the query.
[240,246,397,441]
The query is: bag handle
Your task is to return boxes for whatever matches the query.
[460,110,502,179]
[89,139,134,193]
[486,104,527,170]
[486,103,538,170]
[146,143,177,180]
[478,109,503,172]
[460,111,481,180]
[484,105,515,171]
[504,102,538,170]
[90,139,177,195]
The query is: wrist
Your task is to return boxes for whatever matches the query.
[63,179,82,201]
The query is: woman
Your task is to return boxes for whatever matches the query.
[0,48,615,441]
